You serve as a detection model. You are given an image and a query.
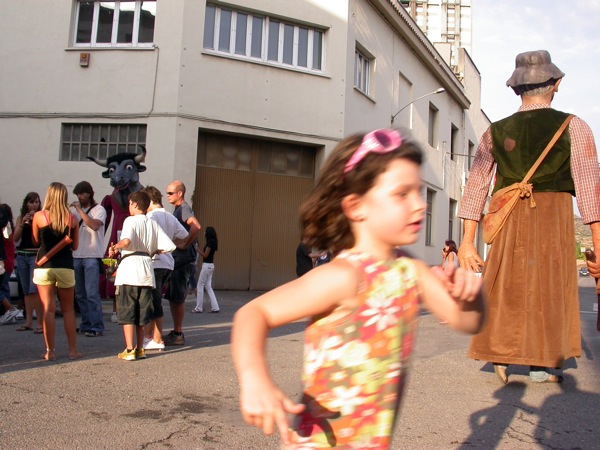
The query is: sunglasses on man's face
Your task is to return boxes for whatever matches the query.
[166,191,176,196]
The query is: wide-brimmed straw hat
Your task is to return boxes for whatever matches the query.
[506,50,565,87]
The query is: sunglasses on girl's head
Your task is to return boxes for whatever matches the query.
[344,129,403,174]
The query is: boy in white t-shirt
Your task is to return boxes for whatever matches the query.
[108,191,176,361]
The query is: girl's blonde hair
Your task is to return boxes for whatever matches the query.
[299,129,422,257]
[42,182,72,233]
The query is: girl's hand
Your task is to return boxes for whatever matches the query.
[430,264,482,303]
[239,377,305,444]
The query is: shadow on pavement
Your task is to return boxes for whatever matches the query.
[0,290,307,375]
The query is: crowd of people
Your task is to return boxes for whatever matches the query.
[0,179,221,362]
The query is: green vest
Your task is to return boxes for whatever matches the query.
[490,108,574,194]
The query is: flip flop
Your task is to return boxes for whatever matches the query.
[34,328,44,334]
[16,325,33,331]
[68,353,84,360]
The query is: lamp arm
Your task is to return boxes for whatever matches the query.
[391,88,445,124]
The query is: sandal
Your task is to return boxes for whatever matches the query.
[493,364,508,385]
[34,327,44,334]
[532,374,563,384]
[16,325,33,331]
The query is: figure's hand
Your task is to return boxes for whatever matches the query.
[108,243,117,259]
[458,242,484,273]
[587,259,600,279]
[239,377,305,445]
[431,264,483,303]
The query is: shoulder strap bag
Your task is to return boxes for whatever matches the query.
[481,114,574,244]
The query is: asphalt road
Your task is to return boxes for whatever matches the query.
[0,280,598,449]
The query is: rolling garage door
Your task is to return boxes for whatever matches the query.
[192,132,316,290]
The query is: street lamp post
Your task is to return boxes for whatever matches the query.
[390,87,445,125]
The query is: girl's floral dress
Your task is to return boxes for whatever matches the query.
[287,250,420,449]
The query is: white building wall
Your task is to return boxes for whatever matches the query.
[0,0,185,207]
[178,0,349,138]
[0,0,487,268]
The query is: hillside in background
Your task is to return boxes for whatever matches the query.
[575,216,592,250]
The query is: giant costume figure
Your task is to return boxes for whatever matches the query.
[457,50,600,384]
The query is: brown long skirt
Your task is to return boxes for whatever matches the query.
[468,192,581,368]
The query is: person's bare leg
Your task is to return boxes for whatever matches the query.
[136,325,145,350]
[23,293,36,328]
[144,320,154,340]
[33,293,43,329]
[16,294,25,311]
[122,324,135,349]
[153,317,164,343]
[57,286,82,359]
[37,285,56,360]
[169,302,185,333]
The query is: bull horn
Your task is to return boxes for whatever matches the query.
[86,156,108,167]
[135,145,147,164]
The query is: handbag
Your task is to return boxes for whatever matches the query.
[35,235,73,267]
[482,114,573,244]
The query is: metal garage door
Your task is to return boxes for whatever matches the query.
[192,132,315,290]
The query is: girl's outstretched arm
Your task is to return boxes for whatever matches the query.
[231,259,360,444]
[415,260,486,334]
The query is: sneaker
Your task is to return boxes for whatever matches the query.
[143,337,152,348]
[118,348,136,361]
[85,331,103,337]
[191,307,203,313]
[144,339,165,351]
[163,331,185,346]
[16,310,24,320]
[135,348,146,359]
[0,309,19,324]
[111,312,118,323]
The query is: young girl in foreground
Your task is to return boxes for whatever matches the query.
[231,129,485,449]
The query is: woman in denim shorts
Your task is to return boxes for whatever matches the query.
[14,192,43,333]
[32,183,82,361]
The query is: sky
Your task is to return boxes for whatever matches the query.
[472,0,600,141]
[471,0,600,217]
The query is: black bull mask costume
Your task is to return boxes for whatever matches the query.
[87,145,147,297]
